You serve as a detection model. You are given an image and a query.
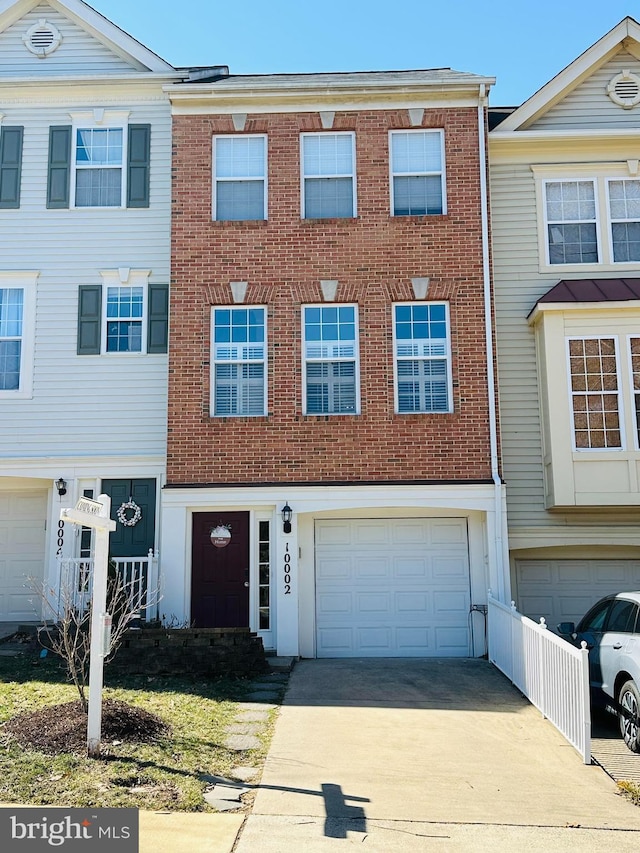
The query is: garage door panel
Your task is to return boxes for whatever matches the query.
[518,562,552,583]
[355,557,389,578]
[396,592,428,614]
[316,518,471,658]
[315,522,352,546]
[394,557,427,578]
[555,562,595,584]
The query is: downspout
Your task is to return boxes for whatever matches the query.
[478,84,509,601]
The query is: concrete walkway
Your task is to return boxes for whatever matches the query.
[234,658,640,852]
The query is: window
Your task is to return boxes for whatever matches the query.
[629,337,640,449]
[0,288,22,390]
[47,121,150,210]
[77,273,167,356]
[0,272,36,398]
[545,180,598,265]
[606,599,638,633]
[608,179,640,262]
[212,307,266,416]
[301,133,355,219]
[390,130,445,216]
[258,520,271,630]
[75,128,123,207]
[213,135,266,221]
[393,303,452,413]
[302,305,359,415]
[568,337,622,449]
[106,286,143,352]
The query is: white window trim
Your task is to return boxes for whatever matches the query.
[251,511,275,650]
[212,134,268,222]
[0,271,37,400]
[566,335,626,452]
[389,129,447,217]
[210,305,268,417]
[300,132,357,219]
[392,301,453,415]
[533,162,640,272]
[301,303,360,415]
[68,110,130,211]
[100,269,149,356]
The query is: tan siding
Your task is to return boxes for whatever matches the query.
[532,51,640,130]
[0,3,141,76]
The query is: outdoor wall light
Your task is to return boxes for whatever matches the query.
[281,502,293,534]
[55,477,67,497]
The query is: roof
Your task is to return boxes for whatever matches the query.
[529,278,640,318]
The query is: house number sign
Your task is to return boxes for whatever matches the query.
[283,542,292,595]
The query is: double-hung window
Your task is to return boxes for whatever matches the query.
[301,133,356,219]
[75,127,123,207]
[393,303,452,413]
[303,305,359,414]
[0,288,22,390]
[568,337,622,449]
[0,272,36,398]
[106,286,143,352]
[213,135,266,221]
[544,180,598,265]
[608,179,640,262]
[390,130,445,216]
[212,307,267,416]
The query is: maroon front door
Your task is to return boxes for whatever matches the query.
[191,511,250,628]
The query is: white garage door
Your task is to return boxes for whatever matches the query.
[516,559,640,631]
[0,491,47,620]
[315,518,471,657]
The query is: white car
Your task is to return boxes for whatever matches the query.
[558,592,640,753]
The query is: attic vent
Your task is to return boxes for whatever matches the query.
[23,19,62,58]
[607,70,640,109]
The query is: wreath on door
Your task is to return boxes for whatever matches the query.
[117,499,142,527]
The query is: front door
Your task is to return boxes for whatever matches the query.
[191,511,250,628]
[102,479,156,557]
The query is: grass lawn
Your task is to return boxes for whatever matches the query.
[0,649,274,811]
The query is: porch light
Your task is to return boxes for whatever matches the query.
[281,502,293,534]
[55,477,67,497]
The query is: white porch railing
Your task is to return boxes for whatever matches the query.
[487,592,591,764]
[56,549,159,622]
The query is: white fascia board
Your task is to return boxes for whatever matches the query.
[496,18,640,132]
[0,0,176,74]
[0,456,166,479]
[491,127,640,142]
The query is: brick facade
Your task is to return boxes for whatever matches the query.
[168,106,494,486]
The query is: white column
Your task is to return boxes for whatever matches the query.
[274,522,299,657]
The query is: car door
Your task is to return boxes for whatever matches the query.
[575,597,612,693]
[599,598,639,701]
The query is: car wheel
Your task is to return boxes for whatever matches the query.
[618,680,640,753]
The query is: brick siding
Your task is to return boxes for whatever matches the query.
[168,107,495,485]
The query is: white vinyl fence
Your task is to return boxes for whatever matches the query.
[56,549,159,622]
[487,592,591,764]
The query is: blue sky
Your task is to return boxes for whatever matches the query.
[95,0,640,105]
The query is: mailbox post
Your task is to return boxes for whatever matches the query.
[60,494,116,757]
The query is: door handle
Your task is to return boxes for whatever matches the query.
[244,581,249,588]
[613,643,623,649]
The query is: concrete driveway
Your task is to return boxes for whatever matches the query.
[235,658,640,852]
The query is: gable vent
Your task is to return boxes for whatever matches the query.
[607,70,640,109]
[23,19,62,58]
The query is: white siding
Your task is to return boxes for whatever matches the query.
[532,51,640,130]
[0,95,171,459]
[0,3,142,76]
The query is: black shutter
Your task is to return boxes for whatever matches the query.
[0,126,24,209]
[147,282,168,353]
[127,124,151,208]
[77,285,102,355]
[47,125,72,209]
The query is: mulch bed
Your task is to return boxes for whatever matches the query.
[2,699,170,755]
